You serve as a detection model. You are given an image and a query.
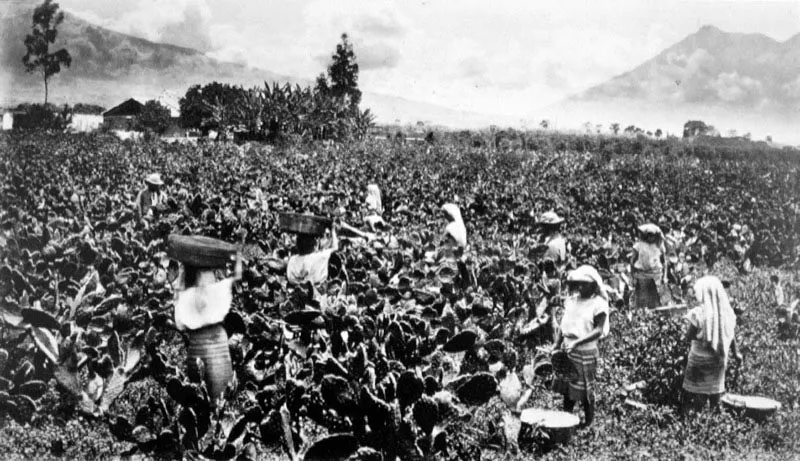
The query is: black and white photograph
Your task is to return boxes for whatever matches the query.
[0,0,799,459]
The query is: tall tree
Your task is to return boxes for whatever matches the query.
[326,33,361,110]
[136,100,172,134]
[22,0,72,105]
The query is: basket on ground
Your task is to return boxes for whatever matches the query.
[518,408,580,448]
[279,213,332,236]
[721,394,781,422]
[167,234,238,268]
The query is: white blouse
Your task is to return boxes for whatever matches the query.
[174,278,234,331]
[560,295,610,350]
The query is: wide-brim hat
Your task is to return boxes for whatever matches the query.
[145,173,164,186]
[537,211,564,225]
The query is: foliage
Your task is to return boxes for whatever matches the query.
[0,133,798,460]
[325,33,362,110]
[178,80,374,144]
[136,100,172,135]
[22,0,72,105]
[10,104,70,131]
[71,103,106,115]
[684,120,712,138]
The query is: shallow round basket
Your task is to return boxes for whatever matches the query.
[721,394,781,422]
[167,234,237,268]
[279,213,332,236]
[518,408,580,447]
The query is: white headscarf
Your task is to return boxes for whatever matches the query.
[567,265,608,301]
[565,264,611,337]
[442,203,467,248]
[366,184,382,214]
[693,276,736,358]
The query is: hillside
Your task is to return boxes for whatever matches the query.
[542,26,800,142]
[0,9,501,127]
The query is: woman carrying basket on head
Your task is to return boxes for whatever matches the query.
[551,265,610,427]
[681,275,742,414]
[631,223,668,309]
[170,236,243,402]
[284,215,373,288]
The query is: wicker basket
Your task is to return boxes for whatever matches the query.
[518,408,580,447]
[167,234,237,268]
[278,213,332,236]
[721,394,781,422]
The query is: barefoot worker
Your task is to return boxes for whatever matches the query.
[552,265,610,427]
[681,275,742,413]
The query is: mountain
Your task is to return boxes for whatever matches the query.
[546,25,800,141]
[0,9,297,108]
[574,25,800,112]
[0,8,503,128]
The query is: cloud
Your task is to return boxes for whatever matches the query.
[710,72,762,103]
[354,40,401,70]
[544,62,570,90]
[158,0,213,51]
[457,57,488,80]
[68,0,214,51]
[356,14,406,38]
[301,0,409,72]
[782,76,800,99]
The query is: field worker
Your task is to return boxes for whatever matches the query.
[681,276,742,414]
[287,226,339,289]
[173,253,243,401]
[630,223,668,308]
[552,265,610,427]
[538,211,568,268]
[363,184,388,232]
[442,203,467,248]
[135,173,167,219]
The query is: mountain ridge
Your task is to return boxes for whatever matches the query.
[0,8,505,127]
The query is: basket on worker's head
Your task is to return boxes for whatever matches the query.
[167,234,238,268]
[279,213,332,236]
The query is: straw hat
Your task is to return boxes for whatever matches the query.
[145,173,164,186]
[538,211,564,225]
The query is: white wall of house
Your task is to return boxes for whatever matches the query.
[68,114,104,132]
[2,112,13,131]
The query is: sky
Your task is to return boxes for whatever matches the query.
[10,0,800,118]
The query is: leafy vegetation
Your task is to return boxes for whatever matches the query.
[0,131,798,460]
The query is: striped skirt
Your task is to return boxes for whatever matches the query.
[633,275,661,309]
[551,347,599,403]
[682,348,727,395]
[187,323,233,400]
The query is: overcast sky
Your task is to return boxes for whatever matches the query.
[29,0,800,116]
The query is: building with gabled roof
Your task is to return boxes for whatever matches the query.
[103,98,143,131]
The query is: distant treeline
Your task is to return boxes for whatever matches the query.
[383,127,800,164]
